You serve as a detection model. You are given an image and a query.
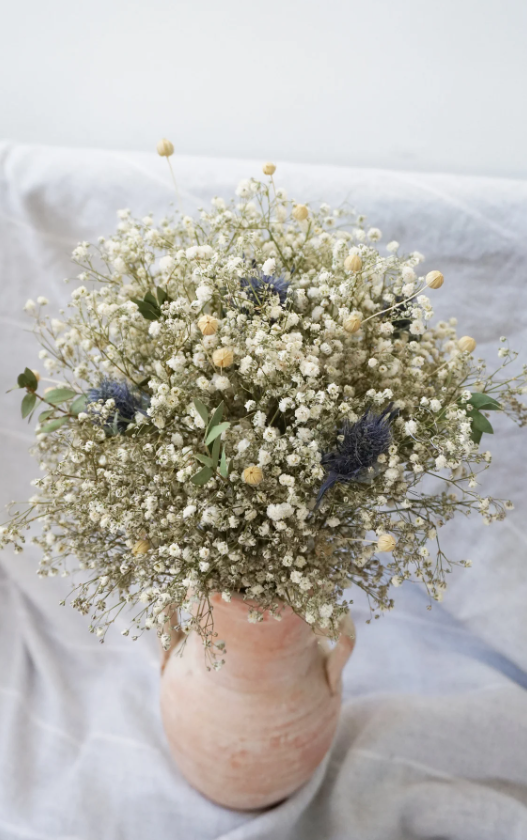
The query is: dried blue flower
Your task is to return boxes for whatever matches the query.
[87,379,150,433]
[317,405,398,505]
[240,274,290,308]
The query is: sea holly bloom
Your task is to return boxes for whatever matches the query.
[87,379,150,432]
[317,406,398,504]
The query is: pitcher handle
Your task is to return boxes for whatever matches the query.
[160,607,184,674]
[324,612,356,695]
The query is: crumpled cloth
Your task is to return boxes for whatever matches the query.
[0,141,526,840]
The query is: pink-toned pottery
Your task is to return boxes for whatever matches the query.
[160,594,355,810]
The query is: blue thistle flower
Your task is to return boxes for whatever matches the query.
[239,274,290,308]
[86,379,150,433]
[316,405,398,505]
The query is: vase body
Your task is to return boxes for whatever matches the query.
[160,593,354,810]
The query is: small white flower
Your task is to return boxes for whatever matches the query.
[295,405,311,423]
[183,505,197,519]
[262,258,276,275]
[430,399,442,412]
[159,255,175,273]
[405,420,417,436]
[267,503,294,521]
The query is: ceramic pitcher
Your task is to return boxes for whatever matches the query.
[160,593,355,810]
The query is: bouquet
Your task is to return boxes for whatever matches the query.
[2,148,526,665]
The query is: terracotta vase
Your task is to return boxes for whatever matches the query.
[160,594,355,810]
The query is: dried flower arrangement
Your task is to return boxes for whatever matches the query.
[2,145,526,666]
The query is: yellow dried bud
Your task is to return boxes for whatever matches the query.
[458,335,477,353]
[292,204,309,222]
[197,314,219,336]
[242,465,263,486]
[377,534,396,553]
[212,347,234,368]
[156,138,174,157]
[344,254,363,273]
[262,162,276,176]
[343,316,361,334]
[425,270,444,289]
[132,539,150,555]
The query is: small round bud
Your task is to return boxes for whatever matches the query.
[212,347,234,368]
[377,534,396,553]
[262,162,276,176]
[198,314,219,336]
[156,138,174,157]
[31,370,41,383]
[343,316,361,334]
[458,336,477,353]
[344,254,362,273]
[243,465,263,486]
[425,270,444,289]
[292,204,309,222]
[132,539,150,555]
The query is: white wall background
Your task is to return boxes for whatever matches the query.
[1,0,526,179]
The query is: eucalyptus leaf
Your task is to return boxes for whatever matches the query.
[470,410,494,435]
[40,417,69,433]
[21,392,37,418]
[131,298,161,321]
[468,392,501,411]
[205,421,230,446]
[144,292,160,310]
[156,286,168,305]
[18,368,38,391]
[44,388,77,405]
[70,395,88,415]
[211,435,221,468]
[471,427,483,445]
[207,401,224,433]
[38,409,54,422]
[193,398,209,424]
[191,466,214,486]
[194,453,213,467]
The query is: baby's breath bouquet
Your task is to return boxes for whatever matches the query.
[2,152,526,663]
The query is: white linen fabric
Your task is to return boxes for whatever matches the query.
[0,142,526,840]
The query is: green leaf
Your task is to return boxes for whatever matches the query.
[144,292,161,310]
[18,368,38,390]
[219,446,229,478]
[44,388,77,405]
[191,466,214,486]
[70,395,87,415]
[21,392,37,418]
[470,410,494,435]
[156,286,168,305]
[207,401,224,433]
[468,392,502,411]
[194,453,213,467]
[131,298,161,321]
[40,417,69,433]
[38,409,54,422]
[471,426,483,445]
[211,435,221,468]
[193,398,209,424]
[205,421,230,446]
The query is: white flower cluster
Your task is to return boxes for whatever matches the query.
[3,167,526,658]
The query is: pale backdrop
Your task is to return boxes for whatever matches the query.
[0,0,526,179]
